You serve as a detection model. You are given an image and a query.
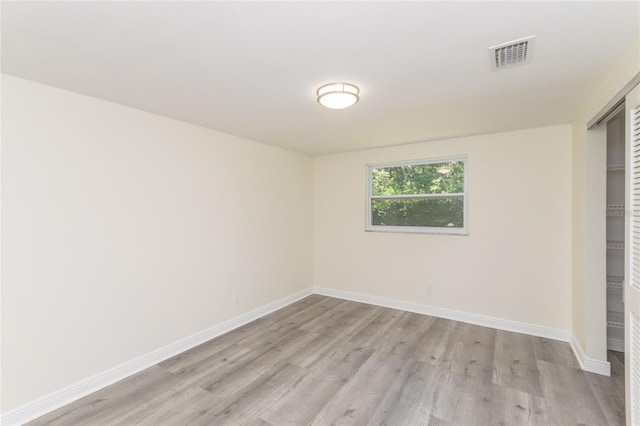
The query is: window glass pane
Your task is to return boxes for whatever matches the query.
[371,197,464,228]
[371,161,464,196]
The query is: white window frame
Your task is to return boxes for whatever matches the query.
[366,156,468,235]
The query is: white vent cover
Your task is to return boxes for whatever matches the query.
[489,35,535,70]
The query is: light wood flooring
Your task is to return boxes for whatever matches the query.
[30,295,626,425]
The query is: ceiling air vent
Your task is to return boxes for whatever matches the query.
[489,35,535,70]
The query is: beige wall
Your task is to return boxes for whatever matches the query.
[571,38,640,361]
[314,125,573,330]
[1,75,313,411]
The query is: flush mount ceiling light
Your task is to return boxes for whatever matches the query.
[316,82,359,109]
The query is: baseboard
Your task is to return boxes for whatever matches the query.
[315,287,617,376]
[607,337,625,353]
[568,334,611,376]
[314,286,571,342]
[316,288,617,379]
[1,286,611,425]
[0,287,314,426]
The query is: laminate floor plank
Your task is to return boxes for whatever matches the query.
[488,383,549,426]
[161,341,256,377]
[114,386,217,425]
[260,295,343,328]
[441,323,496,396]
[532,336,580,369]
[366,358,445,426]
[348,307,407,350]
[199,328,318,396]
[284,332,351,369]
[376,311,436,357]
[230,297,343,353]
[443,389,493,426]
[309,350,411,426]
[492,330,543,396]
[261,342,374,426]
[610,350,625,364]
[260,294,329,323]
[537,359,610,425]
[28,366,180,426]
[412,317,463,365]
[425,416,452,426]
[28,296,625,426]
[300,300,382,340]
[234,318,309,352]
[161,343,263,397]
[190,361,307,426]
[585,351,626,426]
[158,316,273,372]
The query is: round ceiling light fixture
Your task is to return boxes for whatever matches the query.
[316,82,360,109]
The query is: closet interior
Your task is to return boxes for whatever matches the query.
[606,110,625,352]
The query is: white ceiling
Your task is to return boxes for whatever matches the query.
[2,1,638,155]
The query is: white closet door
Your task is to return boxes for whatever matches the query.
[625,83,640,426]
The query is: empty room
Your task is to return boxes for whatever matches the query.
[2,1,640,425]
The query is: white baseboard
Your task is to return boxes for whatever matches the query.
[0,287,314,426]
[2,286,613,425]
[570,334,611,376]
[607,337,625,353]
[316,287,616,376]
[314,286,571,342]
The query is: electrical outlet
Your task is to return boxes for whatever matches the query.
[426,284,433,295]
[232,290,239,303]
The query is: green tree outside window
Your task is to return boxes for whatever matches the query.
[369,160,465,230]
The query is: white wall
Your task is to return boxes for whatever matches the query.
[1,75,313,411]
[572,38,639,362]
[314,125,572,331]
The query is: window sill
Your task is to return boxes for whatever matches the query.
[365,226,468,236]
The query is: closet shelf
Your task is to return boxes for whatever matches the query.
[607,164,625,171]
[607,310,624,329]
[607,240,624,250]
[607,275,624,289]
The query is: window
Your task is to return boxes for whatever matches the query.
[366,156,467,234]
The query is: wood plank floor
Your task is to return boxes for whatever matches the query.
[29,295,626,425]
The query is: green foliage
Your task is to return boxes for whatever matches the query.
[372,161,464,196]
[371,161,464,228]
[371,198,464,227]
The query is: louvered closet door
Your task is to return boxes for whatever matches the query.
[625,83,640,426]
